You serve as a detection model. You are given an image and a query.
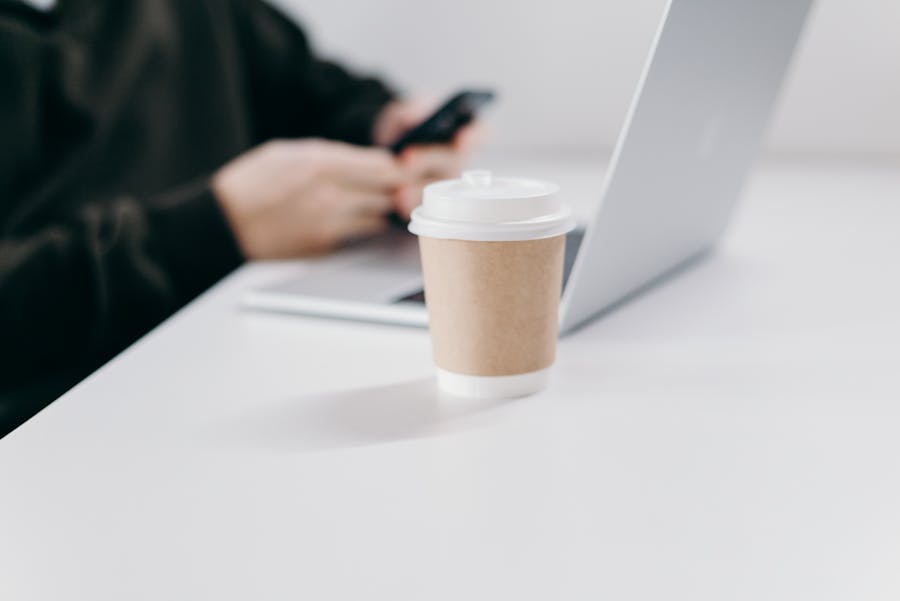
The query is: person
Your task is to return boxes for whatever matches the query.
[0,0,476,436]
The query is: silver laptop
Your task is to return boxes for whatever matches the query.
[244,0,812,335]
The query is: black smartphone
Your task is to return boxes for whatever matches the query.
[389,89,495,154]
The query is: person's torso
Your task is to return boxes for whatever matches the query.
[2,0,257,229]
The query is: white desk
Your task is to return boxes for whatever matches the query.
[2,157,900,600]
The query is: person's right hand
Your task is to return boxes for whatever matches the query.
[211,139,406,259]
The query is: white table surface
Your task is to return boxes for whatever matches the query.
[2,155,900,600]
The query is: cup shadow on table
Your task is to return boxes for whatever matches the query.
[223,377,517,454]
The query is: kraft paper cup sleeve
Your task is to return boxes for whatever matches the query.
[419,236,565,377]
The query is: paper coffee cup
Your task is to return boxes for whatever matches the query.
[409,170,576,399]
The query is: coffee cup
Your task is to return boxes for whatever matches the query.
[408,170,575,399]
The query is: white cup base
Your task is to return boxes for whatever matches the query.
[436,367,551,400]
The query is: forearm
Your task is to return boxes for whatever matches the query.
[0,180,243,384]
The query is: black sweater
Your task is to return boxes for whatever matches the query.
[0,0,394,434]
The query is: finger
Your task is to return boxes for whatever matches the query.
[334,214,389,243]
[319,141,408,189]
[372,97,439,146]
[397,96,438,129]
[334,186,394,216]
[393,185,423,220]
[400,145,463,180]
[452,122,485,153]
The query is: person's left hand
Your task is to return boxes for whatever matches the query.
[372,97,482,219]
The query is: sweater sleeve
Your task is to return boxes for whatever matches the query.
[0,8,244,386]
[0,180,243,385]
[232,0,396,146]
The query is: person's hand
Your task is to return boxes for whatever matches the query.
[373,98,483,219]
[371,97,437,149]
[211,139,406,259]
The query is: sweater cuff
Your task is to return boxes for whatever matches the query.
[146,178,244,300]
[334,86,395,146]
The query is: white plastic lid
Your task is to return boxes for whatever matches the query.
[408,170,576,241]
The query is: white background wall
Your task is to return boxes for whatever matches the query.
[270,0,900,156]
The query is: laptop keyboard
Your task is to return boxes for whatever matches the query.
[396,229,585,304]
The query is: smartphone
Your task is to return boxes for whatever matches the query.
[389,89,495,154]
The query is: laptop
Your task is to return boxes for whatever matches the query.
[243,0,813,335]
